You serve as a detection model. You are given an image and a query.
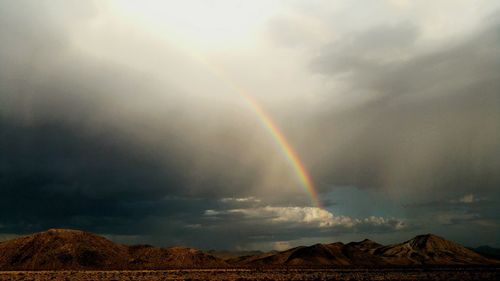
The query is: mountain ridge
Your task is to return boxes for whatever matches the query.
[0,229,498,270]
[470,246,500,260]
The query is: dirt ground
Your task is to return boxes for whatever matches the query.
[0,268,499,281]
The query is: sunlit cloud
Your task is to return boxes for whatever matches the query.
[220,197,262,203]
[205,206,405,230]
[450,194,481,204]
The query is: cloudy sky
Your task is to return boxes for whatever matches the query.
[1,0,499,250]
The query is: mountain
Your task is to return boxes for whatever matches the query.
[470,246,500,260]
[129,245,227,268]
[229,242,386,267]
[0,229,497,270]
[0,229,129,270]
[228,235,499,267]
[373,234,497,265]
[347,239,383,253]
[0,229,227,270]
[207,250,264,260]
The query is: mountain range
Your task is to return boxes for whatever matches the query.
[0,229,498,270]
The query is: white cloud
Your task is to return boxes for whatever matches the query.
[362,216,406,230]
[204,209,220,216]
[230,206,355,228]
[450,194,481,204]
[207,206,405,230]
[220,196,261,203]
[273,241,291,251]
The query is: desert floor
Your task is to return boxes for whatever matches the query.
[0,268,499,281]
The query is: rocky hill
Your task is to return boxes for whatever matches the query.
[207,250,264,260]
[229,242,386,267]
[129,245,227,268]
[347,239,383,253]
[373,234,496,265]
[0,229,129,270]
[0,229,227,270]
[0,229,497,270]
[228,235,499,267]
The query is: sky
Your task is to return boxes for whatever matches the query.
[1,0,500,250]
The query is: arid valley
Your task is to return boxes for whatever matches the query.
[1,268,499,281]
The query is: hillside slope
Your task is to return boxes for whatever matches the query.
[129,245,227,268]
[374,234,497,265]
[229,242,386,267]
[347,239,383,253]
[0,229,128,270]
[0,229,227,270]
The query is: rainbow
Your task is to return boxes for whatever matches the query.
[199,63,322,208]
[163,48,322,208]
[241,94,322,208]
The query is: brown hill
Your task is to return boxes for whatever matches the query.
[129,245,227,268]
[0,229,227,270]
[207,250,264,260]
[226,250,279,265]
[229,235,499,267]
[0,229,129,270]
[229,242,386,267]
[347,239,383,253]
[374,234,498,265]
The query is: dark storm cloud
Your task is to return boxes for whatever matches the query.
[0,0,273,242]
[306,19,500,200]
[401,194,500,228]
[0,118,193,231]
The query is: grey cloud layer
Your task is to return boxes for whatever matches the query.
[303,19,500,200]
